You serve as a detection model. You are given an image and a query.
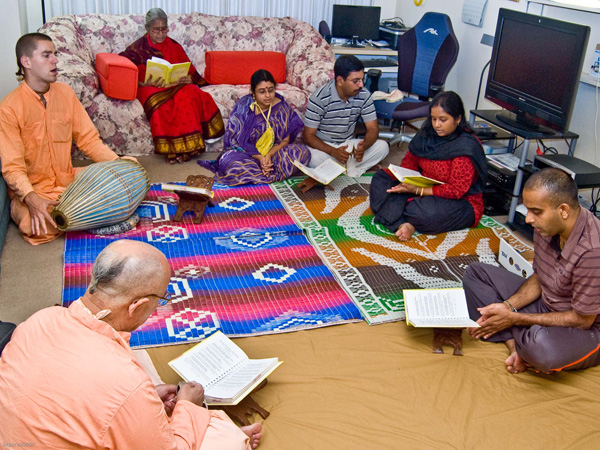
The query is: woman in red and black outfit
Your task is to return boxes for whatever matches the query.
[370,91,486,241]
[120,8,224,163]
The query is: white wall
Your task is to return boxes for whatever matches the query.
[0,2,24,101]
[373,0,398,20]
[395,0,600,167]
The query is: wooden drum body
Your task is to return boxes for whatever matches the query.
[51,159,150,232]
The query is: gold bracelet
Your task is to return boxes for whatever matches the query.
[420,187,424,197]
[503,300,517,312]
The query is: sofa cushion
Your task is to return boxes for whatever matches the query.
[95,53,138,101]
[39,13,335,156]
[204,51,286,85]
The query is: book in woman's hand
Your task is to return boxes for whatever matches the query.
[145,57,191,84]
[168,331,282,405]
[388,164,444,188]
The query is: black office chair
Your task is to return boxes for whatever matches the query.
[318,20,331,43]
[375,12,459,145]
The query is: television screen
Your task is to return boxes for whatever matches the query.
[485,9,590,135]
[331,5,381,47]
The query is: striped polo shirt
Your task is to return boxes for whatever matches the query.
[304,80,377,145]
[533,208,600,328]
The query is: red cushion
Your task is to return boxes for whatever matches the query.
[95,53,138,101]
[204,51,286,85]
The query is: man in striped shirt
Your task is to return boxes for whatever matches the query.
[303,55,389,177]
[463,168,600,374]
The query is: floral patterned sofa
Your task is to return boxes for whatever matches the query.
[39,13,336,156]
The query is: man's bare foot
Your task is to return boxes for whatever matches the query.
[505,351,527,374]
[396,222,415,241]
[241,423,263,449]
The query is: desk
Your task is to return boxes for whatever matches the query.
[470,109,579,228]
[331,44,398,73]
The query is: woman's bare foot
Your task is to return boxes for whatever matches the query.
[505,351,527,374]
[241,423,263,449]
[395,222,415,241]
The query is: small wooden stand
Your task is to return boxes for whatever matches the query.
[173,175,215,224]
[297,176,334,193]
[219,380,270,426]
[432,328,464,356]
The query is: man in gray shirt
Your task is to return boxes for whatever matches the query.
[303,55,389,177]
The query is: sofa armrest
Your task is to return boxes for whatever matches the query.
[284,18,336,93]
[39,16,99,109]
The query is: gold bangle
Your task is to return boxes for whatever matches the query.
[420,187,424,197]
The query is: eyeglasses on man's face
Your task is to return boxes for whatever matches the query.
[347,77,364,86]
[151,291,172,306]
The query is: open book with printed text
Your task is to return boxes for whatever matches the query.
[293,159,346,185]
[388,164,444,188]
[161,183,214,198]
[144,57,191,85]
[403,288,480,328]
[168,331,282,405]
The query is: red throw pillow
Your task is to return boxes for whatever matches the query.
[204,51,286,85]
[95,53,138,101]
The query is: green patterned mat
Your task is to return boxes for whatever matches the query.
[272,174,532,324]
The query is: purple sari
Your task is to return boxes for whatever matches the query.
[199,93,310,185]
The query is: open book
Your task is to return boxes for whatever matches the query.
[388,164,443,188]
[161,183,214,198]
[144,57,191,85]
[293,159,346,185]
[403,288,480,328]
[168,331,282,405]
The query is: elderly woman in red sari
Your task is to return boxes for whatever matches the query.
[199,69,310,185]
[120,8,224,163]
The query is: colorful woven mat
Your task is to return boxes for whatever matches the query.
[62,183,361,348]
[271,175,532,325]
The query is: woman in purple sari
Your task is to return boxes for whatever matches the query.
[199,70,310,185]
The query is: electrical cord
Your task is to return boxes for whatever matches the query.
[538,140,558,154]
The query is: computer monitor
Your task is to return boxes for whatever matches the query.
[485,8,590,136]
[331,5,381,48]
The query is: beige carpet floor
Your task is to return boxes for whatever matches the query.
[4,146,585,450]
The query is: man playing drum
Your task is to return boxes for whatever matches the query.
[0,33,127,245]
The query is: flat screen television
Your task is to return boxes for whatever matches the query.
[485,8,590,136]
[331,5,381,48]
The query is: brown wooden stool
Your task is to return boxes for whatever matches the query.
[433,328,464,356]
[219,380,270,426]
[173,175,215,224]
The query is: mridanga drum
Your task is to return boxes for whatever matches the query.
[51,159,150,232]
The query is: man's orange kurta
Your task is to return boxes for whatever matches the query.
[0,81,119,244]
[0,300,250,449]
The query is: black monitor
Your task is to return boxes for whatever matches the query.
[331,5,381,48]
[485,8,590,136]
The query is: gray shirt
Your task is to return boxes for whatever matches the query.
[304,80,376,145]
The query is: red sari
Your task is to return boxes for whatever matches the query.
[120,35,224,161]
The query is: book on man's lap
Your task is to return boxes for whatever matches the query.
[168,331,282,405]
[294,159,346,186]
[403,288,480,328]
